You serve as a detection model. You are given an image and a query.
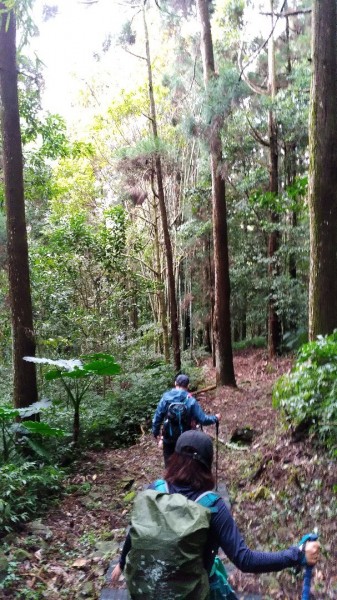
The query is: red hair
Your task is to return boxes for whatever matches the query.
[164,452,215,492]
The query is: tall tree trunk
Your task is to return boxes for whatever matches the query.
[0,7,38,408]
[267,111,281,355]
[204,234,213,354]
[267,0,282,357]
[285,140,298,331]
[143,2,181,371]
[308,0,337,339]
[152,182,170,361]
[180,259,191,351]
[196,0,236,386]
[284,3,298,329]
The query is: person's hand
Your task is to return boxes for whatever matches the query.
[111,563,122,583]
[215,413,221,422]
[304,540,320,566]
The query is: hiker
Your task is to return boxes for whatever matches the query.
[111,430,320,599]
[152,373,221,466]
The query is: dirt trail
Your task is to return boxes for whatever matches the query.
[2,349,336,599]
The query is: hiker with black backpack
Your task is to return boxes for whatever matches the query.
[152,373,221,466]
[111,430,320,599]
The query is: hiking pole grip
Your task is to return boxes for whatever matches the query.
[300,533,318,600]
[302,566,313,600]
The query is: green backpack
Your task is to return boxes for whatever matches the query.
[124,480,220,600]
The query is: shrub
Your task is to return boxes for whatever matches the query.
[273,332,337,452]
[232,336,266,351]
[81,362,176,447]
[24,354,121,443]
[0,462,64,534]
[0,401,65,464]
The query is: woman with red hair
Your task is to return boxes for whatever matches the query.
[111,430,320,598]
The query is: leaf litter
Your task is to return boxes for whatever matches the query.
[1,349,336,599]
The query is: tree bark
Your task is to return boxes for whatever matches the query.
[308,0,337,339]
[267,0,282,357]
[0,7,38,408]
[143,2,181,371]
[267,111,281,355]
[196,0,236,386]
[151,179,170,361]
[73,404,80,444]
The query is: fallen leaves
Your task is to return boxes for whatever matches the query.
[2,349,336,599]
[72,558,89,569]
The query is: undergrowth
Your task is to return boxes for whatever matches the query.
[273,331,337,453]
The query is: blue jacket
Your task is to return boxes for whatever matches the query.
[164,482,303,574]
[152,388,217,440]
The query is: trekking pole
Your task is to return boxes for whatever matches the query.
[215,419,219,490]
[300,533,318,600]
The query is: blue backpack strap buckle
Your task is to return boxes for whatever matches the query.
[153,479,169,493]
[195,491,220,512]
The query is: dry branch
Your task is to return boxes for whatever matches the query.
[194,384,217,395]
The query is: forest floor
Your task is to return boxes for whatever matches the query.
[1,348,336,599]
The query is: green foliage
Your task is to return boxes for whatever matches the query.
[0,399,64,463]
[81,362,175,448]
[201,65,246,125]
[282,328,308,352]
[24,354,121,443]
[117,136,169,161]
[22,112,69,158]
[249,190,284,213]
[0,405,19,463]
[0,0,314,425]
[0,462,63,534]
[249,177,307,214]
[275,78,310,147]
[232,337,266,351]
[40,354,121,380]
[227,168,310,342]
[97,205,128,272]
[286,176,308,203]
[119,20,136,46]
[10,0,39,45]
[273,332,337,451]
[36,114,70,159]
[29,203,148,357]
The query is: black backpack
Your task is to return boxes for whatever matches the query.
[162,398,191,442]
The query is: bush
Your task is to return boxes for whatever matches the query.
[0,462,64,534]
[81,363,176,447]
[232,336,266,351]
[282,327,308,352]
[273,332,337,452]
[35,359,203,451]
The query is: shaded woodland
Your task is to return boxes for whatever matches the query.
[0,1,336,598]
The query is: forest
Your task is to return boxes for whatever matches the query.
[0,0,336,598]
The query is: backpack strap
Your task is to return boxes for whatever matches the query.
[153,481,219,511]
[195,491,220,513]
[153,479,169,493]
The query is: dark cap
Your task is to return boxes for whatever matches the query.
[175,430,213,469]
[175,374,189,388]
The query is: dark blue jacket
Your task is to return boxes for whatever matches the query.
[164,482,303,574]
[119,481,303,574]
[152,388,217,440]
